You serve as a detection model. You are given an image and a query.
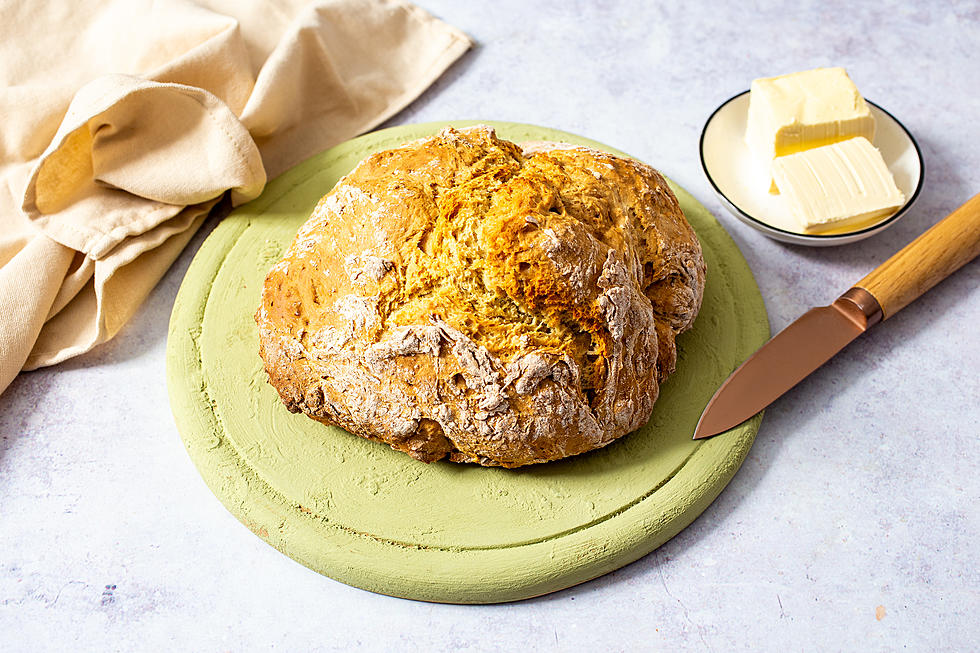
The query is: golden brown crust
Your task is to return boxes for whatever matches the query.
[255,126,705,467]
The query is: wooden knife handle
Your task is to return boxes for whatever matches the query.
[856,193,980,320]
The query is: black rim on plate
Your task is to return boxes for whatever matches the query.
[698,89,925,241]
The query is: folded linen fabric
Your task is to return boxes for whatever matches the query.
[0,0,471,395]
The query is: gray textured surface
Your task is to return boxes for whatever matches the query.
[2,1,978,650]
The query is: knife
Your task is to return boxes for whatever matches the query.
[694,193,980,440]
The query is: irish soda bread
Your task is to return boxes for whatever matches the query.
[256,126,705,467]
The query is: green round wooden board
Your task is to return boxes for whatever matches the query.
[166,121,769,604]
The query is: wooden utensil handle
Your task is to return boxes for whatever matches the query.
[857,193,980,319]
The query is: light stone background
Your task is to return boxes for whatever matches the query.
[2,1,978,650]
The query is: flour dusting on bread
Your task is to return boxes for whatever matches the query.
[256,126,705,467]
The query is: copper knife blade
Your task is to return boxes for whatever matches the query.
[693,192,980,440]
[692,288,882,439]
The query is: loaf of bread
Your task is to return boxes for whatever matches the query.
[256,126,705,467]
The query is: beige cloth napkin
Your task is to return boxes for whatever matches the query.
[0,0,471,395]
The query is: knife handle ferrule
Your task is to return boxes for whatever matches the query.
[836,287,883,330]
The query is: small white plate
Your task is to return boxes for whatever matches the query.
[699,91,924,246]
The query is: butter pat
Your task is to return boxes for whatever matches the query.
[772,137,905,234]
[746,67,876,191]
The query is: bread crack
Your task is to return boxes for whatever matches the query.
[256,125,705,467]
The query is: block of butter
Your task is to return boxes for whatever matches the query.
[772,136,905,234]
[746,67,876,192]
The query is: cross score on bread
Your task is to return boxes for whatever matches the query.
[255,126,704,467]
